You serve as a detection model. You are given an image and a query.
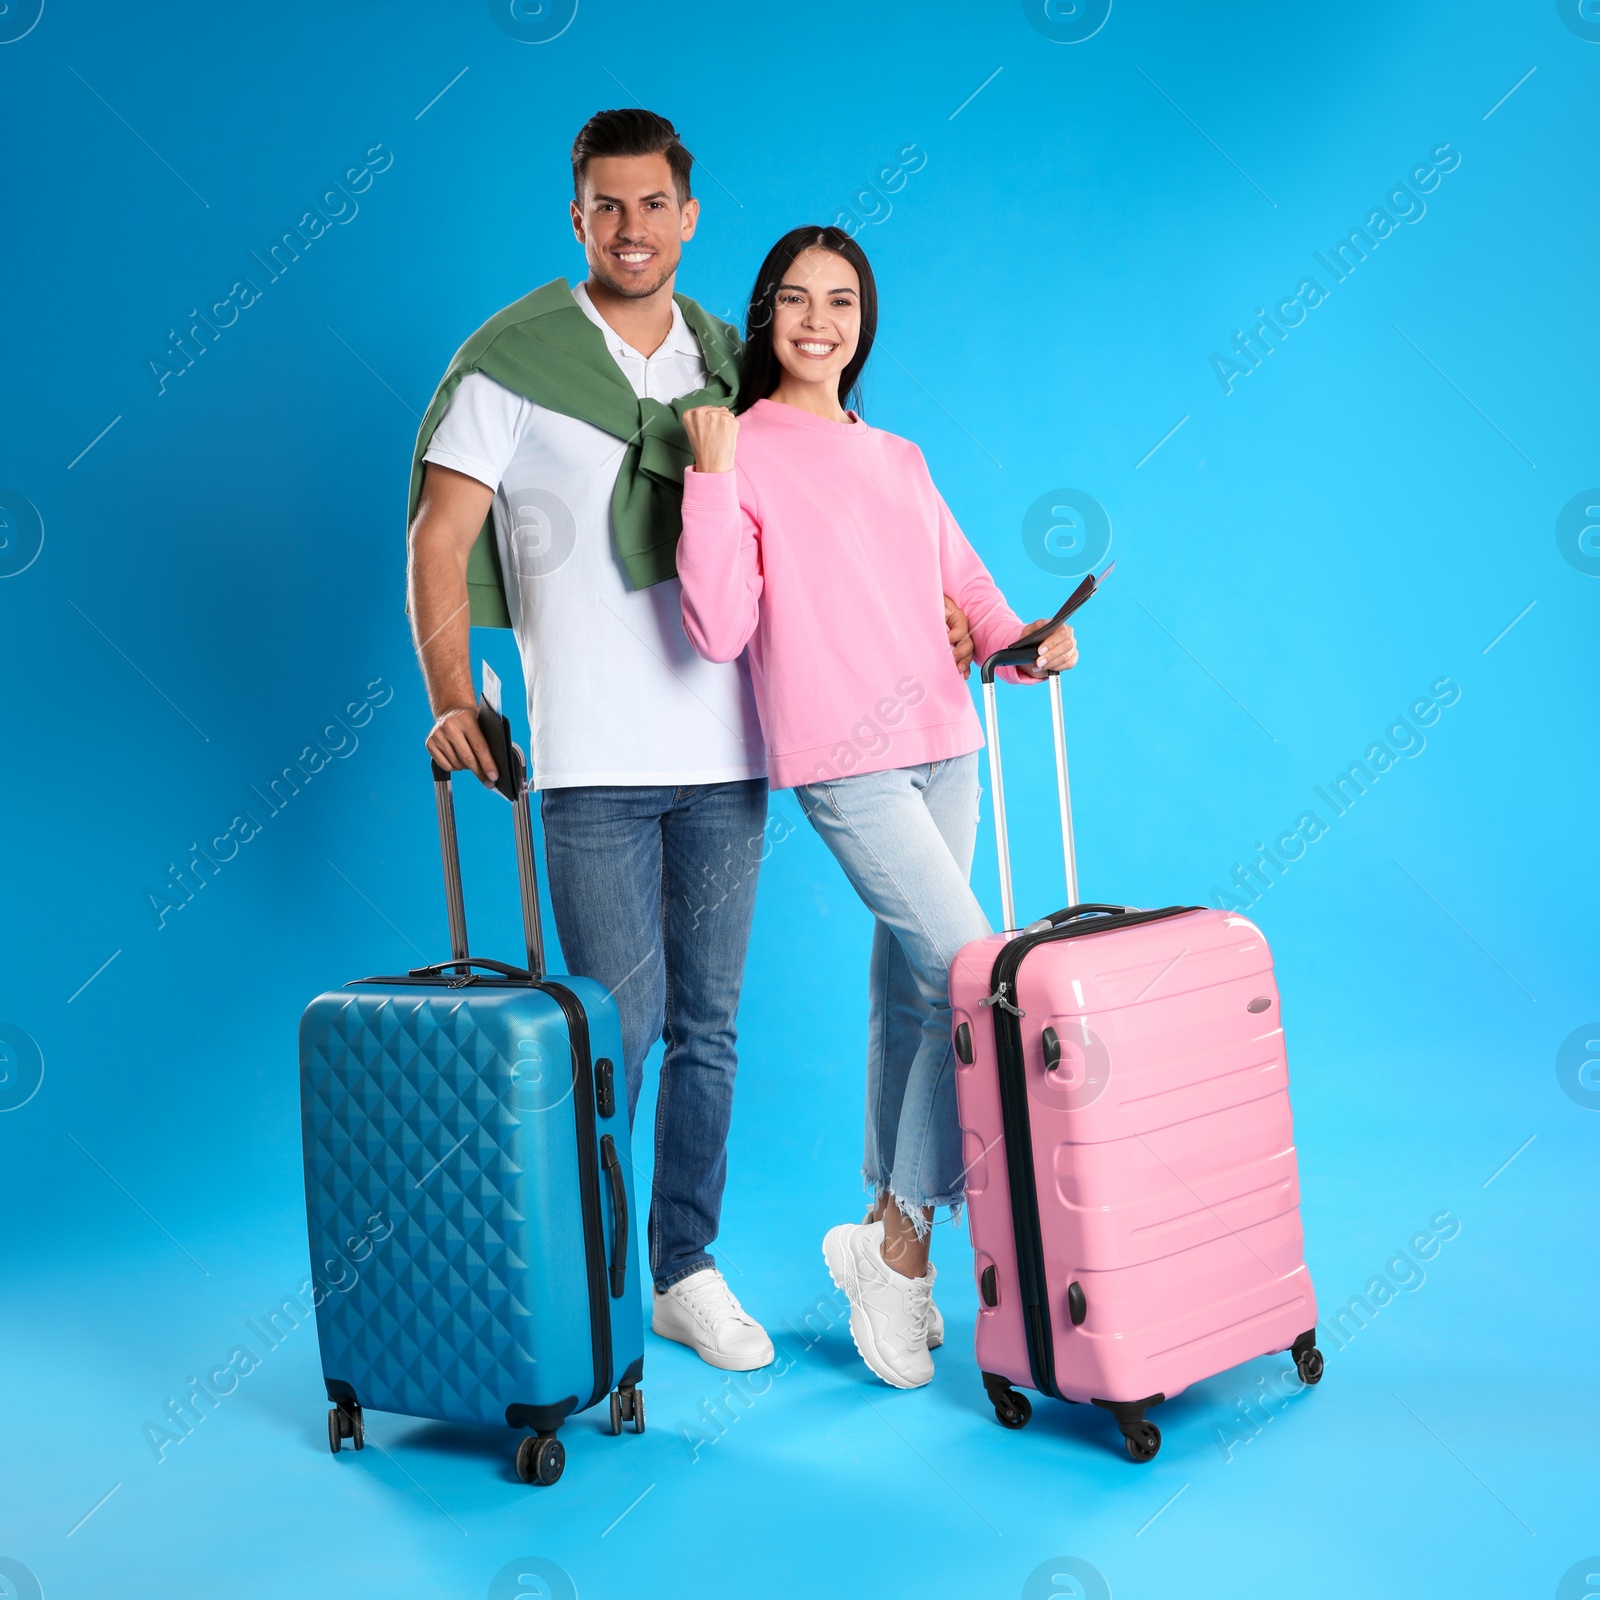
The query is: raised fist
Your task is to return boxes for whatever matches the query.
[683,405,739,474]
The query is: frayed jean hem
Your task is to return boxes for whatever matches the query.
[864,1172,965,1241]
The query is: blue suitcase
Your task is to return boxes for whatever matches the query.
[299,711,644,1487]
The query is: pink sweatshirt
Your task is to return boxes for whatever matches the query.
[677,398,1030,791]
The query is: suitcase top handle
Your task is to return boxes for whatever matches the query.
[979,564,1112,934]
[406,957,532,982]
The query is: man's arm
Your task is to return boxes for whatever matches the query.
[945,596,974,678]
[408,462,500,785]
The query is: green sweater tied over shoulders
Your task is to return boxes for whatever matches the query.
[407,278,743,626]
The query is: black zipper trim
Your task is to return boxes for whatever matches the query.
[987,905,1199,1399]
[349,967,613,1410]
[531,978,613,1412]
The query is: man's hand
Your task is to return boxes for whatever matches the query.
[945,596,974,678]
[426,706,498,787]
[1017,621,1079,679]
[683,405,738,473]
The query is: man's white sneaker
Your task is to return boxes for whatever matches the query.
[861,1203,943,1348]
[652,1267,774,1371]
[822,1221,936,1389]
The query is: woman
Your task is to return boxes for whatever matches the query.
[676,226,1077,1390]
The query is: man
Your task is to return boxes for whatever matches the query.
[407,108,975,1373]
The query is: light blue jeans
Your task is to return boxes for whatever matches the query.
[794,753,990,1232]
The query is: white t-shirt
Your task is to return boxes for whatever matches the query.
[424,283,765,790]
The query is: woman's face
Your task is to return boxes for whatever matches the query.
[768,247,861,400]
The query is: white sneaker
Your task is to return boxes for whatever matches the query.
[822,1221,936,1389]
[652,1267,774,1371]
[861,1203,943,1348]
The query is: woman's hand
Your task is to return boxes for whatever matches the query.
[683,405,739,473]
[1018,621,1078,678]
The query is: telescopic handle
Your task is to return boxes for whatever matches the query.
[431,760,471,963]
[979,566,1110,933]
[982,674,1076,934]
[429,715,546,980]
[508,744,546,980]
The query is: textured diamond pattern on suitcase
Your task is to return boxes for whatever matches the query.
[301,986,591,1426]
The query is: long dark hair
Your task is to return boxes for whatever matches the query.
[734,225,878,415]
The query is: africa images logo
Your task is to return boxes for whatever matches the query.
[0,1559,42,1600]
[1021,1556,1111,1599]
[1556,490,1600,576]
[1555,1024,1600,1111]
[487,0,578,43]
[0,0,43,44]
[1022,489,1112,579]
[1023,0,1113,44]
[487,1557,577,1600]
[0,490,44,579]
[0,1024,44,1114]
[1557,0,1600,41]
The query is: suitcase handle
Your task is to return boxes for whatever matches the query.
[600,1133,628,1298]
[979,569,1103,685]
[405,957,530,981]
[979,567,1111,934]
[430,705,547,980]
[1039,903,1132,928]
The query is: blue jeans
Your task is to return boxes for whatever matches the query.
[541,779,769,1291]
[794,754,990,1230]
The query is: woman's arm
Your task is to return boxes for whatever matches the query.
[677,407,763,663]
[936,493,1078,679]
[935,492,1026,666]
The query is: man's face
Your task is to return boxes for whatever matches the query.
[571,153,699,300]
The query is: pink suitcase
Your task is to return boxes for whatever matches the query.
[950,575,1321,1463]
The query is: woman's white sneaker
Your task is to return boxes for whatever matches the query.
[822,1221,936,1389]
[862,1204,942,1348]
[652,1267,774,1371]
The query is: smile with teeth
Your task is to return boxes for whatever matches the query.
[793,340,838,356]
[614,250,654,264]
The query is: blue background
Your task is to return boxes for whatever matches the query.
[2,2,1596,1596]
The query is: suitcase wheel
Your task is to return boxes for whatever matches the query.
[1294,1344,1325,1386]
[1122,1421,1161,1463]
[991,1388,1033,1430]
[327,1403,364,1455]
[516,1433,566,1487]
[1290,1329,1324,1387]
[982,1372,1033,1431]
[612,1384,646,1436]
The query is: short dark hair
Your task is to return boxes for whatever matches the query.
[735,226,879,415]
[570,108,693,204]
